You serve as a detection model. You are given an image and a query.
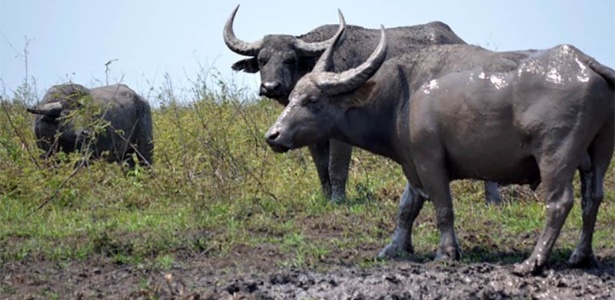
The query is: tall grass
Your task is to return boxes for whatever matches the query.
[0,69,614,270]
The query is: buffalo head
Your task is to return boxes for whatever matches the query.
[265,24,388,152]
[223,5,346,104]
[27,83,92,157]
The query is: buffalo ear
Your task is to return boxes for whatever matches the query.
[231,58,260,73]
[346,81,376,108]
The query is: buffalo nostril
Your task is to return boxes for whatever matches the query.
[268,81,281,91]
[267,131,280,140]
[265,129,291,153]
[266,130,280,142]
[260,81,282,95]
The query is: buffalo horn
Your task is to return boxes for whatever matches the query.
[223,5,264,56]
[26,102,63,118]
[294,9,347,56]
[316,25,388,95]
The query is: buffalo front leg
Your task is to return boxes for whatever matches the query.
[378,183,426,258]
[308,140,332,200]
[414,161,461,261]
[425,181,461,261]
[328,139,352,203]
[483,181,502,204]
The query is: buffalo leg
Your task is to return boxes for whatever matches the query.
[568,166,599,267]
[328,139,352,203]
[410,133,461,260]
[513,158,577,275]
[414,160,461,260]
[136,139,154,167]
[308,140,332,200]
[483,181,502,204]
[569,135,613,267]
[378,182,426,258]
[425,182,461,261]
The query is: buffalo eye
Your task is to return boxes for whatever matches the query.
[304,96,319,106]
[283,57,297,66]
[258,56,268,66]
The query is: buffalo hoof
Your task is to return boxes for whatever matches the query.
[568,251,598,268]
[330,194,346,204]
[434,246,461,261]
[512,258,544,276]
[378,242,413,259]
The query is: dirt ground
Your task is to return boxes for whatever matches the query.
[2,248,614,300]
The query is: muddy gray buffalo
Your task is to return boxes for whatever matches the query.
[27,83,154,167]
[224,5,502,204]
[264,25,614,275]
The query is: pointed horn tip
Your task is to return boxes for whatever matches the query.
[224,3,262,56]
[379,25,387,42]
[337,9,346,26]
[228,4,240,21]
[226,4,240,22]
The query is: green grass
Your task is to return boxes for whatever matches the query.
[1,78,614,271]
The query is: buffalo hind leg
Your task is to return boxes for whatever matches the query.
[328,139,352,203]
[136,139,154,168]
[568,166,599,267]
[378,183,427,258]
[513,160,577,275]
[569,133,614,267]
[308,140,333,200]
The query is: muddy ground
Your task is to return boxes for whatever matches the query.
[2,249,614,300]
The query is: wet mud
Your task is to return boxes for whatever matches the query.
[3,256,614,299]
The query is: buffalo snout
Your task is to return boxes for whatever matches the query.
[264,128,291,153]
[259,81,284,97]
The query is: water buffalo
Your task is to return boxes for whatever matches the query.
[27,83,154,167]
[224,5,502,204]
[264,25,614,275]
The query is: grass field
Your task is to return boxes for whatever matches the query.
[1,77,614,279]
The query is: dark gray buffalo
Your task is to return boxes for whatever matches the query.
[224,5,502,204]
[265,25,614,275]
[27,83,154,167]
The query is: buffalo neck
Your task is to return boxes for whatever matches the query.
[330,87,402,162]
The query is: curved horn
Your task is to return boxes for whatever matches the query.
[27,102,63,118]
[316,25,388,95]
[294,9,346,56]
[223,4,263,56]
[312,12,346,73]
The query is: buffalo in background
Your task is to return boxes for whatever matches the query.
[27,83,154,168]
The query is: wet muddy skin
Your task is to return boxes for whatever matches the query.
[2,257,614,299]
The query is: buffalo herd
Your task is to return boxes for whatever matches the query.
[27,5,613,276]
